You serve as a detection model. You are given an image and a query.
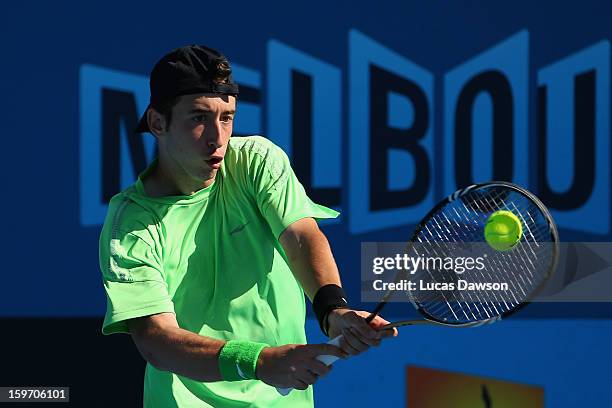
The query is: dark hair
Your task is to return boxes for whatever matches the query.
[154,95,181,131]
[155,58,234,130]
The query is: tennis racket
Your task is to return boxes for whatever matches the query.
[278,181,558,395]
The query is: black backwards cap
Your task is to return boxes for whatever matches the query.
[135,44,239,133]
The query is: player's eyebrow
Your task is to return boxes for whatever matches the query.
[188,108,236,115]
[188,108,212,115]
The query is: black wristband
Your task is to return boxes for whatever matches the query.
[313,284,348,336]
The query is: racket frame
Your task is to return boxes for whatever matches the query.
[366,181,559,327]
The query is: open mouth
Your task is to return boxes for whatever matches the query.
[206,157,223,169]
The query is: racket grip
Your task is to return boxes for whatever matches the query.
[275,335,343,396]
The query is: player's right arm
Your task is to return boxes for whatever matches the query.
[127,312,347,389]
[127,312,224,381]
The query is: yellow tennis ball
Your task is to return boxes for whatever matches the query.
[484,210,522,251]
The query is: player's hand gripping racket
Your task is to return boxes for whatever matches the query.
[277,181,558,395]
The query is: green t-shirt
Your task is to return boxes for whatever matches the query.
[99,136,339,407]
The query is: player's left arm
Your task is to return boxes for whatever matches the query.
[279,217,397,356]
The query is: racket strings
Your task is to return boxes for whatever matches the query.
[416,227,500,320]
[474,197,544,300]
[437,211,503,318]
[469,191,551,310]
[416,190,516,319]
[408,241,467,321]
[408,186,555,324]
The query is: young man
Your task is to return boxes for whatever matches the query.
[98,45,396,407]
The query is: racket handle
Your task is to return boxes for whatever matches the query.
[275,335,343,396]
[314,335,342,365]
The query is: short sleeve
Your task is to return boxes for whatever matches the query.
[250,141,339,238]
[99,200,174,335]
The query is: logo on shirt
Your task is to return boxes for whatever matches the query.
[230,221,250,235]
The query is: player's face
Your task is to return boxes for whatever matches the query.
[164,93,236,184]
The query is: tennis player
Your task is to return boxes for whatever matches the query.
[98,44,396,407]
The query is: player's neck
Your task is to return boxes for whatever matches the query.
[143,157,215,197]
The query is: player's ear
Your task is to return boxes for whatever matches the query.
[147,108,167,138]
